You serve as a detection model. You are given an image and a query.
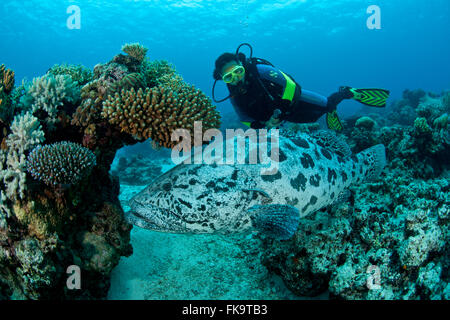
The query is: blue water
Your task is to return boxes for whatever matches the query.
[1,0,449,119]
[1,0,449,300]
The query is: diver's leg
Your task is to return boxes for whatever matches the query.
[326,87,354,111]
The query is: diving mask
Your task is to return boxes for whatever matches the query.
[222,65,245,84]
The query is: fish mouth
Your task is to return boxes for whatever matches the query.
[125,200,188,233]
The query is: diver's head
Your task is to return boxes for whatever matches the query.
[213,52,246,86]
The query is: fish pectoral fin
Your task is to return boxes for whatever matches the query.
[247,204,300,240]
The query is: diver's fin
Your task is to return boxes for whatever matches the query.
[349,88,390,107]
[326,110,344,131]
[247,204,300,240]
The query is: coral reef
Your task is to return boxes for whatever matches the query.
[0,44,220,299]
[0,65,16,130]
[121,43,148,64]
[102,85,221,148]
[20,74,81,126]
[47,64,93,86]
[27,142,96,186]
[260,89,449,300]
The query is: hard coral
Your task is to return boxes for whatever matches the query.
[102,85,221,148]
[121,43,148,63]
[26,141,96,186]
[47,64,93,86]
[0,65,15,94]
[21,74,81,125]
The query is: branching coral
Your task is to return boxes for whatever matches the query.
[26,141,96,186]
[101,85,221,148]
[121,43,148,63]
[0,65,16,126]
[0,65,15,94]
[0,112,45,200]
[47,64,93,86]
[21,74,81,125]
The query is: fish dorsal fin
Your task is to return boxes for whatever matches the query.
[309,130,352,158]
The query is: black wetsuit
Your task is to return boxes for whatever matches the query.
[227,58,348,128]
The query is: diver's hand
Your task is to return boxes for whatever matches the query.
[265,109,282,129]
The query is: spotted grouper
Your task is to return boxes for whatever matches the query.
[126,131,386,240]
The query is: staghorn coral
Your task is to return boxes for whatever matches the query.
[121,43,148,63]
[0,112,45,200]
[26,141,96,186]
[47,63,93,86]
[102,85,221,148]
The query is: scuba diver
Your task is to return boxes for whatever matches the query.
[212,43,390,131]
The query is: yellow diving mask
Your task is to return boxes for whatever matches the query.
[222,65,245,84]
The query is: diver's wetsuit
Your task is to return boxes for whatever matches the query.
[228,58,348,128]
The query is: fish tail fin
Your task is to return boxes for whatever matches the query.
[248,204,300,240]
[356,144,387,182]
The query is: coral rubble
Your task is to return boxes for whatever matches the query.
[0,43,221,299]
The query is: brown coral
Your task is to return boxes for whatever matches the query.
[121,43,148,63]
[101,85,221,148]
[0,64,15,94]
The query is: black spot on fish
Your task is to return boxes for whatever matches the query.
[342,172,348,183]
[351,171,356,178]
[330,192,335,199]
[314,149,322,160]
[231,169,238,180]
[209,223,216,230]
[178,198,192,209]
[285,197,299,206]
[309,174,321,187]
[300,153,315,169]
[290,172,307,191]
[189,178,198,185]
[292,138,309,149]
[262,171,282,182]
[302,203,310,213]
[278,149,287,162]
[226,181,236,188]
[206,181,215,188]
[321,148,332,160]
[327,168,337,185]
[199,204,206,211]
[197,193,207,200]
[176,184,189,189]
[285,143,295,151]
[310,195,318,205]
[162,182,172,192]
[202,222,208,227]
